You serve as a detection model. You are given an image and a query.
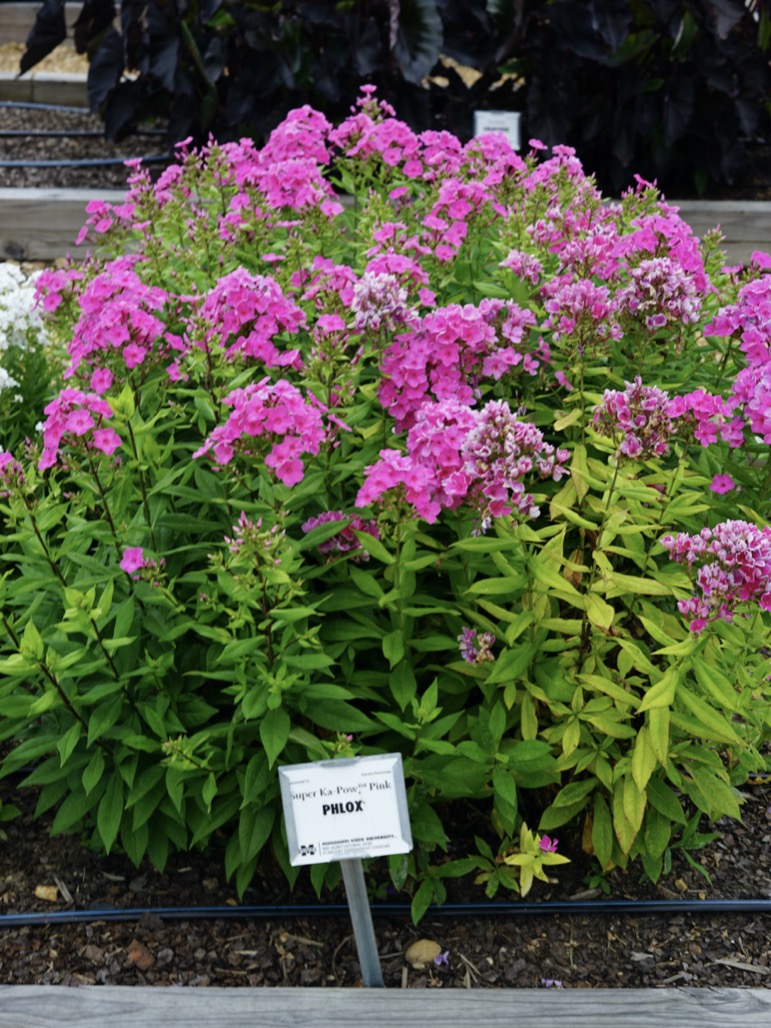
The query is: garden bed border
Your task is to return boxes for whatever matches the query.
[1,983,770,1026]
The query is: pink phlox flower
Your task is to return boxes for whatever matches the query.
[193,378,324,487]
[379,299,539,431]
[65,261,168,380]
[593,378,675,459]
[196,268,306,368]
[350,271,412,332]
[120,547,145,574]
[668,389,743,448]
[461,400,569,522]
[0,450,24,494]
[38,388,120,470]
[355,449,440,523]
[617,256,702,330]
[458,626,496,663]
[710,473,736,494]
[540,277,622,352]
[661,520,771,630]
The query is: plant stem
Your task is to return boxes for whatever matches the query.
[125,419,157,551]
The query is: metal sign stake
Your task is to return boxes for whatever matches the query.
[339,857,384,988]
[279,753,413,989]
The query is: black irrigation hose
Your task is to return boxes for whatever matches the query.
[0,129,166,139]
[2,898,771,930]
[0,156,170,169]
[0,100,91,115]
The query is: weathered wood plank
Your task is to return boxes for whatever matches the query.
[0,187,125,261]
[0,3,85,44]
[672,200,771,258]
[0,985,770,1027]
[1,186,770,264]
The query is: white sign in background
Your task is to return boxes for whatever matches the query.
[473,109,522,151]
[279,753,413,866]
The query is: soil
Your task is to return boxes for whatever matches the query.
[1,768,771,989]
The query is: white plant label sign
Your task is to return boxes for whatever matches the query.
[473,109,522,151]
[279,753,413,866]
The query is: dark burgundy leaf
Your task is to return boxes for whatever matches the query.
[593,0,633,52]
[87,27,125,112]
[102,80,139,140]
[704,0,746,40]
[73,0,116,55]
[393,0,443,85]
[19,0,66,75]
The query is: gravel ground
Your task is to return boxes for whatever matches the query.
[1,769,771,989]
[0,43,168,191]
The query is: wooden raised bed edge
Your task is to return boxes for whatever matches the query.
[1,188,770,263]
[1,984,771,1027]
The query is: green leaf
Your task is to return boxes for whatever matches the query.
[466,575,526,597]
[631,727,657,792]
[410,878,435,924]
[585,592,615,630]
[20,619,44,661]
[592,794,613,868]
[259,707,291,768]
[97,776,124,853]
[57,722,82,766]
[382,629,405,669]
[82,749,106,796]
[637,665,679,713]
[677,685,742,744]
[353,531,395,564]
[552,777,597,807]
[647,707,670,765]
[485,640,537,685]
[239,803,275,864]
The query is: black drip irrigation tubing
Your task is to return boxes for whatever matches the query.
[0,129,166,139]
[0,155,170,169]
[0,100,91,115]
[2,898,771,929]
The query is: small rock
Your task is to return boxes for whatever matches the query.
[126,939,155,972]
[404,939,442,970]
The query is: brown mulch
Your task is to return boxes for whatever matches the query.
[1,767,771,989]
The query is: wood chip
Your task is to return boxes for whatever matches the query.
[711,958,771,976]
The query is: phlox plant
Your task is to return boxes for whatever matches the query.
[1,89,770,918]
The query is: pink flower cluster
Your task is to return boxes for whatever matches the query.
[120,545,165,583]
[707,278,771,443]
[66,259,169,382]
[0,450,23,494]
[541,277,622,351]
[667,389,743,448]
[301,511,380,562]
[458,626,495,664]
[38,388,121,470]
[193,378,325,486]
[356,398,568,525]
[592,377,675,459]
[461,400,569,521]
[195,268,306,368]
[661,520,771,631]
[617,256,702,332]
[379,299,540,430]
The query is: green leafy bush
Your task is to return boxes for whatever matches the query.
[0,94,769,915]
